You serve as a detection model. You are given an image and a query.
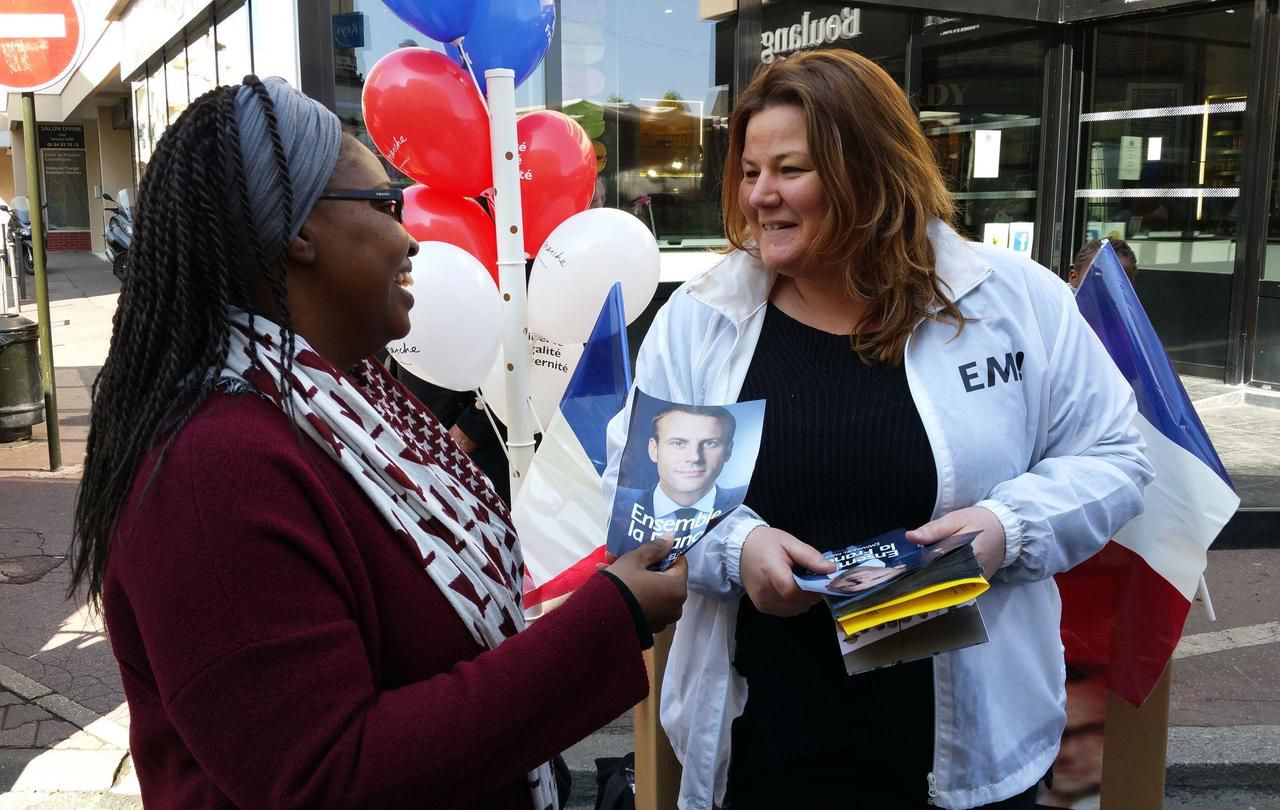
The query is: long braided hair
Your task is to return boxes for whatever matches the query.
[71,76,300,607]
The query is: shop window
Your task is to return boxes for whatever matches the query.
[216,2,252,87]
[38,126,90,232]
[1078,4,1251,375]
[1261,14,1280,289]
[188,26,217,101]
[132,78,150,178]
[326,1,725,244]
[918,20,1047,255]
[166,45,190,124]
[1256,20,1280,384]
[565,0,731,247]
[128,4,249,184]
[329,0,544,186]
[148,61,167,149]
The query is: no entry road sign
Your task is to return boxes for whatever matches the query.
[0,0,84,93]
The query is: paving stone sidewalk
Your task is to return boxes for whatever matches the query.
[0,254,138,807]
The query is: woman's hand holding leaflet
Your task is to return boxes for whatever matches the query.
[605,537,689,633]
[740,527,837,617]
[906,506,1006,579]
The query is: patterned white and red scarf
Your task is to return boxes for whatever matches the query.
[221,311,557,810]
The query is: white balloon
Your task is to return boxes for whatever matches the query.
[392,241,502,391]
[526,208,660,344]
[480,332,584,429]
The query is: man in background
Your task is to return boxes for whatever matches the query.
[1068,238,1138,289]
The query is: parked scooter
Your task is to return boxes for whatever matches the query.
[7,196,34,276]
[0,199,23,307]
[103,190,133,279]
[0,201,20,270]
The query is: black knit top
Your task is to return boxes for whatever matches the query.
[732,304,939,770]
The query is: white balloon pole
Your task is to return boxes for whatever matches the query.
[486,68,535,498]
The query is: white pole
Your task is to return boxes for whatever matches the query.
[1196,574,1216,622]
[486,68,535,499]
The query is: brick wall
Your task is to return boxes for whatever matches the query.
[47,231,91,252]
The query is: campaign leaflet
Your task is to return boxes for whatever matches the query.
[836,601,989,675]
[794,528,990,672]
[606,389,765,571]
[793,528,982,607]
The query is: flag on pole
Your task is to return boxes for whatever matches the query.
[1058,241,1239,706]
[515,282,632,612]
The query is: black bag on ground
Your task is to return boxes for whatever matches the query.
[593,753,636,810]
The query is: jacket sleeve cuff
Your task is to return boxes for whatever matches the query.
[975,498,1024,570]
[724,516,764,588]
[597,570,654,650]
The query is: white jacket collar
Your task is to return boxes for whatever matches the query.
[686,219,992,323]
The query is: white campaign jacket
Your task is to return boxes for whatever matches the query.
[603,222,1153,809]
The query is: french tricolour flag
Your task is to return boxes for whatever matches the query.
[514,283,632,613]
[1059,240,1239,706]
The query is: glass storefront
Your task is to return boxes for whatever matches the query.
[128,1,253,183]
[919,19,1046,250]
[742,5,1049,254]
[330,0,545,188]
[146,61,166,173]
[110,0,1280,387]
[165,45,190,125]
[328,0,728,249]
[1258,22,1280,385]
[132,79,151,174]
[564,1,729,247]
[684,0,1273,386]
[215,3,252,88]
[1077,4,1251,374]
[187,26,217,101]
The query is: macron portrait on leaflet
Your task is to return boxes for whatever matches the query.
[609,404,748,558]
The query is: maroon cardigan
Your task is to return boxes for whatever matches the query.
[103,392,649,809]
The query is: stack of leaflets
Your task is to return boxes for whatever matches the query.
[793,528,992,675]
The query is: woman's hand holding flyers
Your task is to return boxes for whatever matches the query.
[740,527,836,617]
[605,537,689,633]
[906,506,1006,578]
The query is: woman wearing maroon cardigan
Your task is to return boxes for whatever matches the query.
[69,75,686,809]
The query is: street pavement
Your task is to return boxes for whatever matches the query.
[1,252,137,808]
[1,252,1277,808]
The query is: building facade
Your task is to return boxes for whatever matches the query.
[0,0,325,254]
[307,0,1280,390]
[5,0,1279,389]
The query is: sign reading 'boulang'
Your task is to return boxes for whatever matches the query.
[761,7,862,64]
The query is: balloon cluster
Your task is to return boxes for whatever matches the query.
[366,0,661,415]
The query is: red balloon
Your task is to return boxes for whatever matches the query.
[362,49,493,196]
[515,111,597,257]
[401,185,498,285]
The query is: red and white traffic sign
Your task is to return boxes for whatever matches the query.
[0,0,84,93]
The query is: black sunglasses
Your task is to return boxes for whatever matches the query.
[316,187,404,222]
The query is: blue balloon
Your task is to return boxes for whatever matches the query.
[383,0,477,44]
[445,0,556,95]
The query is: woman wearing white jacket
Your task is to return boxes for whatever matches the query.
[604,50,1152,809]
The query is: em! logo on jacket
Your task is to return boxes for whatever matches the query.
[959,351,1026,392]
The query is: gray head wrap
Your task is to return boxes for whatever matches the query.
[228,76,342,278]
